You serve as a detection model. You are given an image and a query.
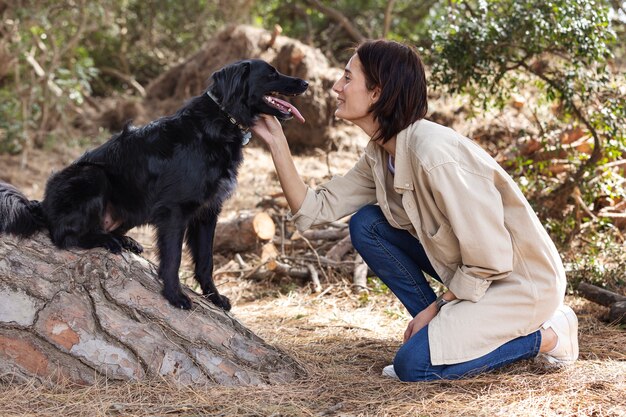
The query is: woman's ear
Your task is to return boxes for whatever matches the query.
[370,86,382,104]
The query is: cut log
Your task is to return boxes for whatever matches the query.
[266,259,309,280]
[213,211,276,253]
[0,234,304,386]
[246,258,323,292]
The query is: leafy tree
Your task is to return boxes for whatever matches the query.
[430,0,625,218]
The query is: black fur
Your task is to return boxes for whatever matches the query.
[0,59,308,310]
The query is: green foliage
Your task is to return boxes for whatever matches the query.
[430,0,616,107]
[0,0,237,151]
[82,0,226,93]
[366,276,390,294]
[565,222,626,292]
[0,90,26,154]
[0,1,101,152]
[253,0,447,64]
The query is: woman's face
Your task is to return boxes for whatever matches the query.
[332,54,378,127]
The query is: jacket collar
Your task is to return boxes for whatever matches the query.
[392,127,414,192]
[363,124,417,192]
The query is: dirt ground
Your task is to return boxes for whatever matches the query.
[1,138,625,416]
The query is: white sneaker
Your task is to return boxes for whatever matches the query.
[382,364,399,380]
[538,304,579,366]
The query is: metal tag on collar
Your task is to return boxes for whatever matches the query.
[242,130,251,145]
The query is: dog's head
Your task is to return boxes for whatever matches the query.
[208,59,308,127]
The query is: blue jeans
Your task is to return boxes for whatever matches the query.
[349,205,541,381]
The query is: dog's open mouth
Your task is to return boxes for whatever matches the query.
[263,95,305,123]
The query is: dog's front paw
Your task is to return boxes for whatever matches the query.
[163,289,192,310]
[206,293,232,311]
[119,236,144,254]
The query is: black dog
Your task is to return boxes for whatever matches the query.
[0,59,308,310]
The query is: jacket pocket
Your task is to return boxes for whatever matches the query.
[426,223,462,266]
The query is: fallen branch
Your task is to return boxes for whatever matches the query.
[306,264,322,293]
[326,234,353,261]
[266,259,310,280]
[352,253,368,294]
[292,228,349,241]
[578,281,626,325]
[578,282,626,306]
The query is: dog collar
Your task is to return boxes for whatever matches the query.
[206,90,251,145]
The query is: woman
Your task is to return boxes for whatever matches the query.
[251,40,578,382]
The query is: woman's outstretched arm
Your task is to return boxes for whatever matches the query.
[251,115,307,213]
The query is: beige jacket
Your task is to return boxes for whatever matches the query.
[292,119,566,365]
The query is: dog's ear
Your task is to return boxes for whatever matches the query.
[209,61,251,111]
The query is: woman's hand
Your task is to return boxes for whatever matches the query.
[250,114,307,213]
[403,302,438,343]
[251,114,286,148]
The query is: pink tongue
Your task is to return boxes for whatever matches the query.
[271,96,305,123]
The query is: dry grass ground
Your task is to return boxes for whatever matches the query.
[1,141,625,416]
[0,291,624,416]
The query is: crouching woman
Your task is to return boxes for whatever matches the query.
[251,39,578,381]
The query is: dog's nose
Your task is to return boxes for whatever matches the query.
[301,80,309,89]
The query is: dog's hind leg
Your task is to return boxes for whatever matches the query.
[185,209,231,311]
[155,212,191,309]
[103,204,143,254]
[44,163,127,254]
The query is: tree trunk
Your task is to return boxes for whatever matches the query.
[0,234,304,386]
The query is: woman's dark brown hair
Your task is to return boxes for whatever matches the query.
[355,40,427,143]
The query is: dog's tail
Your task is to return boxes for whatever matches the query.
[0,181,47,237]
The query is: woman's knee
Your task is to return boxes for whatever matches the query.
[349,205,383,250]
[393,344,424,382]
[392,328,433,382]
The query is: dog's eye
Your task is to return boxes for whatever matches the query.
[269,72,279,80]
